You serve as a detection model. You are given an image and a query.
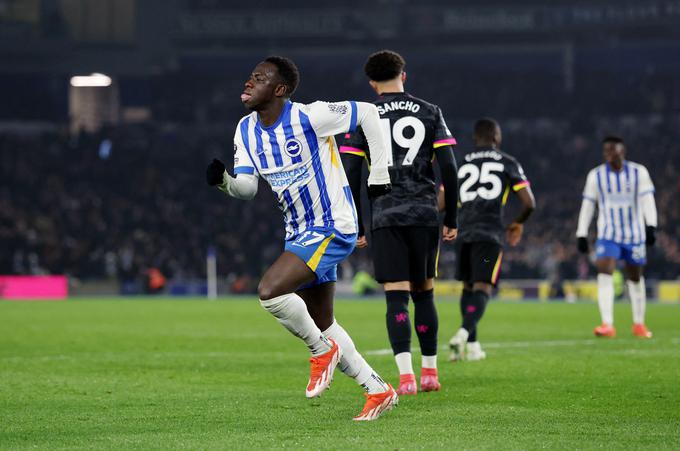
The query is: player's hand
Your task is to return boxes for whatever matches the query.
[206,158,226,186]
[442,226,457,242]
[356,236,368,248]
[367,183,392,198]
[645,226,656,247]
[506,222,523,247]
[577,237,590,254]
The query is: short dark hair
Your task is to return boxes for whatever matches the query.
[474,118,500,142]
[264,56,300,97]
[364,50,405,82]
[602,135,624,145]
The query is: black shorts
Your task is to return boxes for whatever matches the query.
[456,241,504,286]
[371,226,439,283]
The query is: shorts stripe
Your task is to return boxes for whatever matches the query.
[307,234,336,271]
[491,251,504,285]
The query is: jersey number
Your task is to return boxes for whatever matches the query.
[458,162,504,202]
[380,117,425,167]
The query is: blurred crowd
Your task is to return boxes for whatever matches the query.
[1,113,678,291]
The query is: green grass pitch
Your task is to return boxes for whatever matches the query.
[2,297,679,450]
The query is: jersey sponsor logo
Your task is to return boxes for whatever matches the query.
[264,166,310,187]
[376,100,421,115]
[284,138,303,158]
[326,103,348,115]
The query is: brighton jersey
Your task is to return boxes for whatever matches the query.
[582,161,654,245]
[340,92,456,229]
[233,100,359,239]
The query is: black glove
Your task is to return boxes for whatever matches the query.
[206,158,226,186]
[645,226,656,247]
[577,237,589,254]
[367,183,391,198]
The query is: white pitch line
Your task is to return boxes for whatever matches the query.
[364,337,678,356]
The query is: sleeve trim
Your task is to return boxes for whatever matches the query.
[512,180,530,192]
[638,189,655,196]
[582,195,596,202]
[234,166,255,175]
[349,101,358,133]
[339,146,366,157]
[433,138,457,148]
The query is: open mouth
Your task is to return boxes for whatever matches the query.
[241,92,252,103]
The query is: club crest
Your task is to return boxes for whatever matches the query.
[284,138,303,157]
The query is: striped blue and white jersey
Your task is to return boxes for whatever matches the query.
[232,100,359,239]
[583,161,655,244]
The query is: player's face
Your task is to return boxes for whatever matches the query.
[241,62,282,110]
[603,142,625,165]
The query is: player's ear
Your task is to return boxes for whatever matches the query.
[274,83,288,98]
[401,71,407,83]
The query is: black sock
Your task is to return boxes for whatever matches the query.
[460,289,476,341]
[462,290,489,340]
[411,289,438,356]
[385,290,411,355]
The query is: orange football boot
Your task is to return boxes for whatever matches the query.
[353,385,399,421]
[305,339,342,398]
[593,324,616,337]
[632,323,653,338]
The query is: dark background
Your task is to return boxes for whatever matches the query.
[1,0,679,293]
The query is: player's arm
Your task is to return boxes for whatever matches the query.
[340,129,368,246]
[576,170,598,253]
[307,101,390,195]
[206,158,259,200]
[639,166,658,246]
[433,107,459,241]
[205,127,259,200]
[506,160,535,247]
[434,145,459,241]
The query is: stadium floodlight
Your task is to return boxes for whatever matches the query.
[69,73,112,87]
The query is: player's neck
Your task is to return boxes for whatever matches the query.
[256,99,287,127]
[608,160,624,172]
[375,82,404,95]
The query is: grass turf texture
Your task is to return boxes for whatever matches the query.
[1,298,679,450]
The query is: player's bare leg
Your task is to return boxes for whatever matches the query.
[298,282,397,419]
[625,263,652,338]
[451,281,490,361]
[410,278,440,392]
[594,258,617,337]
[258,252,341,398]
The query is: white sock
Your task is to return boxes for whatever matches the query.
[627,278,646,324]
[597,273,614,326]
[394,352,414,375]
[260,293,332,356]
[323,320,389,394]
[421,355,437,370]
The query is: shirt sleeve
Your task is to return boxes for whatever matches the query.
[582,170,597,202]
[233,121,257,176]
[339,127,369,159]
[637,166,655,196]
[432,107,457,149]
[304,101,358,138]
[506,157,530,192]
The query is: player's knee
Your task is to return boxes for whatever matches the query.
[258,280,276,301]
